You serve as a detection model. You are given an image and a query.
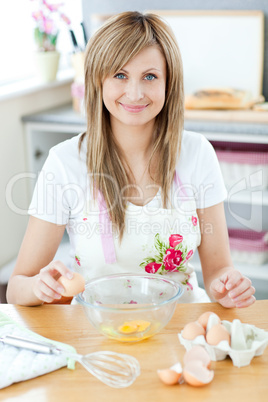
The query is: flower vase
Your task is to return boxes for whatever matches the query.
[34,51,60,83]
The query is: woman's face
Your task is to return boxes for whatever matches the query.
[102,45,166,130]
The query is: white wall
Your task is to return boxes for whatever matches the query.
[0,83,72,270]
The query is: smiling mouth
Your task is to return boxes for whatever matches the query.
[119,103,149,113]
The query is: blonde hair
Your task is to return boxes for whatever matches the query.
[80,11,184,240]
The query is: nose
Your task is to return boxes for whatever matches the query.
[125,79,144,102]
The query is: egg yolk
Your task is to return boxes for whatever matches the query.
[118,320,151,334]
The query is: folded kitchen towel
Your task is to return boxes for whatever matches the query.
[0,311,76,389]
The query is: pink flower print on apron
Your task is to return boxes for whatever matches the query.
[140,233,194,291]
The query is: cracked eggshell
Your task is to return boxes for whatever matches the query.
[169,362,183,374]
[183,345,211,368]
[157,362,182,385]
[183,360,214,387]
[178,332,229,362]
[198,312,221,331]
[181,321,206,340]
[206,323,231,346]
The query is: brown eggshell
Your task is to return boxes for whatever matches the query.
[206,323,231,346]
[198,312,221,330]
[182,321,206,340]
[183,345,211,368]
[183,360,214,387]
[57,272,85,297]
[157,369,181,385]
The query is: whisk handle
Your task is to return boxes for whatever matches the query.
[0,335,57,354]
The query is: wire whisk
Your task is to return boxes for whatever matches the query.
[1,335,140,388]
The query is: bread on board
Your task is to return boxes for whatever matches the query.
[185,88,258,110]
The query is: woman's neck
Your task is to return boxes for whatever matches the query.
[110,118,159,204]
[110,118,155,162]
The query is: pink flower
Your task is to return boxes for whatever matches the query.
[32,10,44,21]
[43,18,55,34]
[169,234,183,248]
[60,13,71,25]
[75,256,81,266]
[192,216,198,226]
[129,300,137,304]
[145,262,162,274]
[43,1,64,12]
[186,250,194,261]
[31,1,71,51]
[163,249,183,271]
[83,218,87,221]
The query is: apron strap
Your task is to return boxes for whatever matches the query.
[174,170,189,198]
[97,191,117,264]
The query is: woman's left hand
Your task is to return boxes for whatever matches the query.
[210,269,256,308]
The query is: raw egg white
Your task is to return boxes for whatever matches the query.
[57,272,85,297]
[181,321,206,340]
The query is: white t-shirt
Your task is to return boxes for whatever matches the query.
[29,130,227,269]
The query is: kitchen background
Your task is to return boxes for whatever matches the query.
[1,0,268,301]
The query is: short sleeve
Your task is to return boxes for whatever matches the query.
[193,135,227,208]
[177,131,227,209]
[28,149,72,225]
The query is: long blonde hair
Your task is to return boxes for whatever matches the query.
[80,11,184,240]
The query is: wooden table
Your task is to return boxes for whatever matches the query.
[1,301,268,402]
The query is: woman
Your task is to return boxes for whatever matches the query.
[7,11,255,307]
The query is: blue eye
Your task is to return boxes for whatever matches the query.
[145,74,156,81]
[114,73,126,79]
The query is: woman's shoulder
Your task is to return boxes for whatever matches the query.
[42,133,88,183]
[177,129,218,177]
[181,129,210,149]
[180,130,214,160]
[178,131,226,207]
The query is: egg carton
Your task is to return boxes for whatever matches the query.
[178,314,268,368]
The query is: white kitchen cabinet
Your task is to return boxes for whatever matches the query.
[23,106,84,194]
[21,104,268,299]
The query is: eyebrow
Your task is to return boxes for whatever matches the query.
[120,68,162,74]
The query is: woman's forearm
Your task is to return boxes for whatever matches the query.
[6,274,43,306]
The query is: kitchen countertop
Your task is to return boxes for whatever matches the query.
[1,301,268,401]
[22,103,268,136]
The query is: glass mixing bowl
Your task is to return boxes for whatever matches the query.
[75,273,184,342]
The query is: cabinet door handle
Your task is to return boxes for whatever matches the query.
[34,149,44,159]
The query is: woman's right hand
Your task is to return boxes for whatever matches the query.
[33,260,74,303]
[6,217,68,306]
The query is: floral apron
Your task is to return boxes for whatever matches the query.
[72,172,210,303]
